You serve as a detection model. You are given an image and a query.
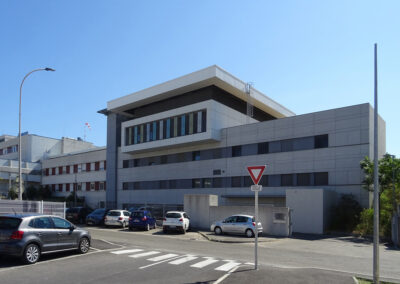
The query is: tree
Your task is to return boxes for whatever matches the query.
[359,154,400,237]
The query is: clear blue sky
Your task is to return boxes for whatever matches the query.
[1,1,399,156]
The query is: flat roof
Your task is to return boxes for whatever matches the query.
[46,146,106,159]
[107,65,295,119]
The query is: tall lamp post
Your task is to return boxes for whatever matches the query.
[19,68,55,200]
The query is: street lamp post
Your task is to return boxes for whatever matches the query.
[19,68,55,200]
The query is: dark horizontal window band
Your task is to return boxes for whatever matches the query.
[122,134,329,169]
[121,172,328,190]
[125,109,207,146]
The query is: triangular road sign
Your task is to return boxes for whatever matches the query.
[247,165,266,185]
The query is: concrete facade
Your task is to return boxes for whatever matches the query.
[99,65,386,233]
[41,147,107,209]
[0,134,96,197]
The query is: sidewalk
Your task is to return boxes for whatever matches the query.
[197,230,281,243]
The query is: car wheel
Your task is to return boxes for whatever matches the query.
[246,229,254,238]
[23,243,40,264]
[145,224,150,231]
[78,237,90,254]
[181,227,186,234]
[214,227,222,235]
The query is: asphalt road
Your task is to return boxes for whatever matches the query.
[0,226,399,284]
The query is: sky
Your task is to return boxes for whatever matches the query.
[1,1,399,156]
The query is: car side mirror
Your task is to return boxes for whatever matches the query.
[69,225,75,231]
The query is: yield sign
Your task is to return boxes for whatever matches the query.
[247,165,266,185]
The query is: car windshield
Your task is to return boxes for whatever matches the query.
[132,212,144,217]
[166,213,181,218]
[0,217,22,230]
[92,209,105,215]
[107,211,121,216]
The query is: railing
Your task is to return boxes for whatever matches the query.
[0,200,65,218]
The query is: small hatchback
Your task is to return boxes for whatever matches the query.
[0,214,91,264]
[86,208,110,226]
[128,210,156,231]
[210,215,263,238]
[104,210,130,228]
[162,211,190,234]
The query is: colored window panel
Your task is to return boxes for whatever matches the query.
[173,117,178,137]
[189,113,194,134]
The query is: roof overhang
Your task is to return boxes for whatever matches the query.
[106,65,295,118]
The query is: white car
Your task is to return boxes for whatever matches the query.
[210,214,263,238]
[104,210,130,228]
[162,211,190,234]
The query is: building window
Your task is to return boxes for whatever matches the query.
[73,164,78,173]
[192,151,200,161]
[281,174,293,186]
[232,146,242,157]
[100,182,105,190]
[95,182,100,191]
[45,168,49,176]
[315,134,328,149]
[66,184,70,192]
[51,184,55,192]
[192,179,202,188]
[52,168,56,175]
[213,177,223,188]
[269,141,281,153]
[95,162,100,171]
[297,173,311,186]
[231,176,242,187]
[123,160,129,168]
[258,142,268,154]
[58,184,63,192]
[203,178,212,188]
[281,140,293,152]
[86,163,91,172]
[314,172,328,185]
[90,182,95,191]
[66,166,70,174]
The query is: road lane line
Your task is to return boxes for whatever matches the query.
[99,239,123,247]
[168,255,198,265]
[191,257,219,268]
[139,255,183,269]
[111,249,143,255]
[215,261,241,272]
[148,253,178,262]
[129,251,160,258]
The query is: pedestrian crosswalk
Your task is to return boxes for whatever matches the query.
[110,248,243,272]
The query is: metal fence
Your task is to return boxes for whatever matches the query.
[0,200,66,218]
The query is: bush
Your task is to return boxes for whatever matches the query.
[356,208,374,236]
[7,188,18,200]
[329,194,362,232]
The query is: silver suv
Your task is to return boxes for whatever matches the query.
[210,214,263,238]
[0,214,91,264]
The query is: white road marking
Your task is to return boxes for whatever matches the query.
[168,255,198,265]
[99,239,123,247]
[215,261,241,272]
[214,265,241,284]
[148,253,178,262]
[190,257,219,268]
[139,255,183,269]
[111,249,143,255]
[129,251,160,258]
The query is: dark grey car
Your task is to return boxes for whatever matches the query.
[0,214,91,264]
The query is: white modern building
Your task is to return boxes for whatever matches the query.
[0,134,96,197]
[99,65,386,220]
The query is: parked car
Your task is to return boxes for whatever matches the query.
[128,210,156,231]
[0,214,91,264]
[162,211,190,234]
[210,214,263,238]
[86,208,110,226]
[66,207,91,224]
[104,210,130,228]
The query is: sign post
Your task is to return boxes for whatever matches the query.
[247,165,266,270]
